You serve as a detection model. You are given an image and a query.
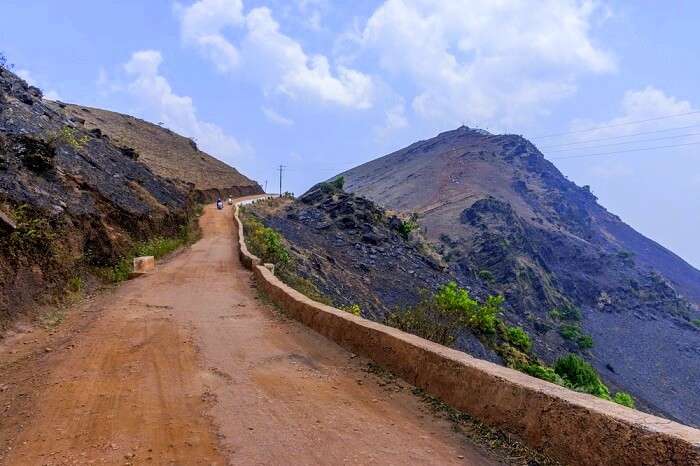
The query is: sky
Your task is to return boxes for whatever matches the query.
[1,0,699,268]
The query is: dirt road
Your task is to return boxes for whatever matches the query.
[0,203,500,465]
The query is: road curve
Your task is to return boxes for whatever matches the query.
[0,202,498,465]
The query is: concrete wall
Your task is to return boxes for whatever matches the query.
[234,201,700,466]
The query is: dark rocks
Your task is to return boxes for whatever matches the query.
[10,135,56,174]
[0,68,193,329]
[118,146,139,160]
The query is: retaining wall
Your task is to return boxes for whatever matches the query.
[234,201,700,466]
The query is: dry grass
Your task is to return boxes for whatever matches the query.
[62,104,259,191]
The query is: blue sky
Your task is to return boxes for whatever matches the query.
[2,1,699,268]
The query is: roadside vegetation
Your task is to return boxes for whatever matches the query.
[99,209,202,283]
[385,281,634,408]
[549,304,594,349]
[241,210,332,305]
[240,196,634,409]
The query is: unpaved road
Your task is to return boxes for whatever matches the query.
[0,203,500,465]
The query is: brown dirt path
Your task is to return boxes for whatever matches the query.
[0,203,499,465]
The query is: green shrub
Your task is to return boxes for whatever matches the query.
[50,126,90,150]
[550,304,581,321]
[100,217,198,283]
[386,303,458,347]
[521,363,565,385]
[330,176,344,190]
[559,323,594,349]
[387,282,504,346]
[398,217,418,240]
[577,334,594,349]
[506,326,532,352]
[316,177,344,194]
[435,281,503,333]
[613,391,636,408]
[477,269,494,281]
[134,236,183,259]
[243,217,290,269]
[67,276,84,293]
[342,304,362,316]
[559,323,592,348]
[559,324,578,340]
[692,319,700,328]
[554,354,610,398]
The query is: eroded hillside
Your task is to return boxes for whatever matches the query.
[253,126,700,428]
[0,67,245,329]
[62,104,262,201]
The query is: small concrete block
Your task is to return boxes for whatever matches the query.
[263,263,275,275]
[131,256,155,277]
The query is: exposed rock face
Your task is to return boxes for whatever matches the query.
[334,126,700,427]
[248,184,502,364]
[0,68,193,327]
[61,104,263,201]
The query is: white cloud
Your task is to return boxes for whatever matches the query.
[562,87,700,178]
[375,100,408,139]
[123,50,244,161]
[262,106,294,126]
[244,7,373,109]
[570,86,698,139]
[15,69,35,84]
[15,68,62,101]
[177,1,373,109]
[356,0,615,126]
[177,0,244,72]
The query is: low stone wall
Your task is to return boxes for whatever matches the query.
[234,200,700,466]
[235,203,260,269]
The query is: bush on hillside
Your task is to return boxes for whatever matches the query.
[506,326,532,352]
[243,217,290,270]
[554,354,610,398]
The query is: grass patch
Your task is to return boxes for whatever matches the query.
[342,304,362,316]
[99,210,201,283]
[559,323,594,349]
[692,319,700,328]
[549,304,581,321]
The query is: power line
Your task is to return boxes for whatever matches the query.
[550,140,700,160]
[532,110,700,139]
[545,132,700,153]
[538,123,700,149]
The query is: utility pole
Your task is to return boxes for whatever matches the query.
[278,165,286,197]
[264,179,268,193]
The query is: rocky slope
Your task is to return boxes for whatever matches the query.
[333,126,700,427]
[246,184,502,363]
[250,126,700,427]
[0,67,250,329]
[62,104,262,201]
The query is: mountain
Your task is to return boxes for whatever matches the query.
[331,126,700,427]
[61,104,262,201]
[0,67,256,329]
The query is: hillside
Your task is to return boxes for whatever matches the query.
[314,127,700,427]
[0,67,243,330]
[62,104,262,201]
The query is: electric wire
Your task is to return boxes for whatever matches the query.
[532,110,700,139]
